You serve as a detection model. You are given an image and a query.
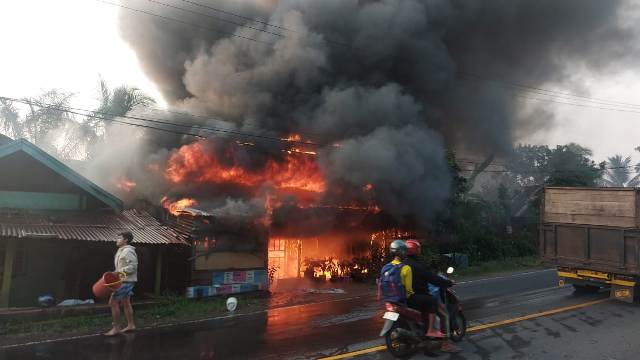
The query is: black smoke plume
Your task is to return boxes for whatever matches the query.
[116,0,637,225]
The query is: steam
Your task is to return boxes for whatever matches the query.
[206,198,267,219]
[110,0,639,225]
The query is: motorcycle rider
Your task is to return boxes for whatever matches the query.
[404,240,452,339]
[385,240,444,339]
[405,240,461,352]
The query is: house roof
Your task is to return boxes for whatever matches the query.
[0,133,12,146]
[0,209,187,245]
[0,139,123,211]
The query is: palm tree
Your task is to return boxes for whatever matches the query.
[1,91,91,159]
[628,147,640,187]
[601,155,633,187]
[22,90,76,152]
[0,98,22,138]
[88,79,155,136]
[85,79,156,158]
[90,78,155,130]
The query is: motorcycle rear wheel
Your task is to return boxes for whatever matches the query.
[385,322,412,358]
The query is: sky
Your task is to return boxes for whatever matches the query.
[0,0,164,110]
[1,0,640,163]
[525,69,640,162]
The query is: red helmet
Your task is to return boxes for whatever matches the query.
[405,240,421,257]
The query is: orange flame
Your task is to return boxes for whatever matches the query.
[284,148,317,156]
[116,178,137,192]
[281,133,313,143]
[166,141,326,193]
[161,196,198,216]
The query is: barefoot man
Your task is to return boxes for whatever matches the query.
[105,231,138,336]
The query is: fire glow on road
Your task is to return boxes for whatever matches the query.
[318,298,610,360]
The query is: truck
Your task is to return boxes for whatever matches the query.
[540,186,640,303]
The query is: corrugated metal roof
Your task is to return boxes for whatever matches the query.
[0,209,187,245]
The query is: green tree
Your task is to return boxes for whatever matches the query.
[0,81,156,159]
[628,147,640,187]
[434,150,470,233]
[84,79,156,159]
[601,154,633,187]
[0,99,21,138]
[545,145,603,186]
[505,144,551,187]
[506,144,603,188]
[89,78,155,135]
[0,91,83,158]
[22,90,75,148]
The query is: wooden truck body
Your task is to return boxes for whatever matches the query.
[540,187,640,302]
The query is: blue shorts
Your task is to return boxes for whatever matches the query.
[112,282,135,301]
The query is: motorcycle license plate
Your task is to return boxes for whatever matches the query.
[382,311,399,321]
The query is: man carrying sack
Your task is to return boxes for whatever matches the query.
[105,231,138,336]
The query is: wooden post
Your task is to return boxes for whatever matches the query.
[154,247,163,296]
[297,240,302,278]
[1,238,17,307]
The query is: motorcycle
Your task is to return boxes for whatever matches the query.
[379,266,467,358]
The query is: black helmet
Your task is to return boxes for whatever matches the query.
[389,240,407,259]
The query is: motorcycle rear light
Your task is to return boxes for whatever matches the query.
[385,303,396,312]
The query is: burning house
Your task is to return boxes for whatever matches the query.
[0,138,187,307]
[268,204,415,281]
[152,138,418,286]
[62,0,632,292]
[163,206,269,297]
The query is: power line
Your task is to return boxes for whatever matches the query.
[177,0,293,33]
[100,1,640,116]
[457,164,636,174]
[104,0,355,51]
[96,0,275,45]
[143,106,326,139]
[175,0,359,51]
[21,100,206,139]
[144,0,285,38]
[111,1,640,118]
[5,96,639,176]
[174,0,359,51]
[457,71,640,118]
[512,93,640,117]
[458,72,640,111]
[0,95,320,146]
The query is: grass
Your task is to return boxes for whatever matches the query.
[1,293,269,343]
[453,256,546,279]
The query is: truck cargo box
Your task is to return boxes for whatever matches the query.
[543,187,640,227]
[541,187,640,276]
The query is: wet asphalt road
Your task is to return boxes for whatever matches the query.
[0,269,588,360]
[350,292,639,360]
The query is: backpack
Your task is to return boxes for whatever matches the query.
[379,262,406,303]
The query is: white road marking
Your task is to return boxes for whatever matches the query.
[457,268,555,285]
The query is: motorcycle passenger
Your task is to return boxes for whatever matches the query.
[404,240,452,339]
[384,240,413,302]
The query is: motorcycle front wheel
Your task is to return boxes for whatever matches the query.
[449,310,467,342]
[385,322,412,358]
